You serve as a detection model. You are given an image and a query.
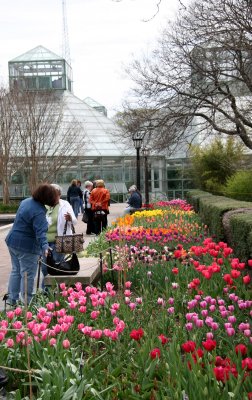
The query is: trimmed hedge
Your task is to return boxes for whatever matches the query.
[186,190,252,260]
[185,190,213,212]
[229,213,252,261]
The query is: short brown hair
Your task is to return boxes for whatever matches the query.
[71,179,77,186]
[32,184,58,207]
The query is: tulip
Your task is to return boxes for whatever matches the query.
[62,339,70,349]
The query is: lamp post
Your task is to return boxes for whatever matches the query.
[142,147,150,206]
[132,131,145,190]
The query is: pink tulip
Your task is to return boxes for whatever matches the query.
[185,323,193,331]
[62,339,70,349]
[59,283,66,290]
[211,322,219,330]
[110,331,119,340]
[82,326,93,335]
[6,338,14,348]
[90,330,103,339]
[129,302,136,310]
[14,307,23,316]
[6,311,15,320]
[49,338,57,346]
[226,328,235,336]
[195,319,204,328]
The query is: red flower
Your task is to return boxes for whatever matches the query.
[248,260,252,268]
[231,270,241,279]
[172,267,179,274]
[181,341,196,353]
[202,339,216,351]
[248,392,252,400]
[213,366,230,382]
[223,274,233,285]
[192,348,204,364]
[150,348,161,359]
[158,334,169,345]
[130,328,144,341]
[235,344,247,356]
[242,358,252,371]
[243,275,251,285]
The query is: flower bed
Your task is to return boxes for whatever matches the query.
[0,200,251,399]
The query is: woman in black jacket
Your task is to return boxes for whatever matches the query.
[67,179,83,218]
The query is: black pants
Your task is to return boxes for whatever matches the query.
[85,208,96,234]
[94,211,108,235]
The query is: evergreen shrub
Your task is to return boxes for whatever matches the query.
[223,169,252,202]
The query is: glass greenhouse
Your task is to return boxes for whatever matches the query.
[2,46,192,202]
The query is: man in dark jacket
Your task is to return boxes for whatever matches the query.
[123,185,142,216]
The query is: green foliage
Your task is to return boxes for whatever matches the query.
[229,212,252,261]
[223,169,252,202]
[199,196,252,241]
[186,190,213,212]
[189,137,245,194]
[187,190,252,246]
[0,201,19,213]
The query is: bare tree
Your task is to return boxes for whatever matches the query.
[124,0,252,152]
[0,87,24,204]
[12,89,84,193]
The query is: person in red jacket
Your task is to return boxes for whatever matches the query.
[89,180,110,234]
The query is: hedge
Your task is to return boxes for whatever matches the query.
[229,213,252,261]
[186,190,252,261]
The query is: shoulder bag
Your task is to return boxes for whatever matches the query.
[82,211,89,223]
[46,250,80,276]
[55,221,84,253]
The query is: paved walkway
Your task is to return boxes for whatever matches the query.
[0,203,125,309]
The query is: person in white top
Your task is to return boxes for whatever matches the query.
[83,180,96,235]
[42,183,77,284]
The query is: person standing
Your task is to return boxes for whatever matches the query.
[77,180,84,214]
[5,183,58,305]
[66,179,83,218]
[123,185,142,216]
[42,184,77,284]
[90,179,110,234]
[83,180,96,235]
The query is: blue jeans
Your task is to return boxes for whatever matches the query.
[7,246,40,305]
[70,196,80,218]
[41,242,65,288]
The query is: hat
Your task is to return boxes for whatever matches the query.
[96,179,105,188]
[128,185,137,192]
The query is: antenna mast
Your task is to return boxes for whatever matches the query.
[62,0,71,65]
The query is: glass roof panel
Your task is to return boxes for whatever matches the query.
[10,45,63,62]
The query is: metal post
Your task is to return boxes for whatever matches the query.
[99,252,103,290]
[144,154,149,206]
[136,147,140,190]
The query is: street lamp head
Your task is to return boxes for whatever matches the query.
[132,131,145,149]
[141,147,151,157]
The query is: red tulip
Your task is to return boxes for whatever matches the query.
[202,339,216,351]
[235,344,247,356]
[150,348,161,359]
[181,341,196,353]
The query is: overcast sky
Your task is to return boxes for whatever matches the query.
[0,0,187,116]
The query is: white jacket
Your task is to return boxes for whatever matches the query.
[57,199,77,235]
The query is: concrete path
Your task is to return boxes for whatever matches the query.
[0,203,125,309]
